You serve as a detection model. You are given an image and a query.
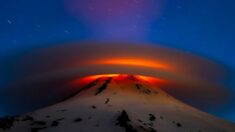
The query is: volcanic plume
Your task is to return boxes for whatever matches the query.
[1,74,234,132]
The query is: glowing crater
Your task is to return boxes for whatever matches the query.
[70,74,168,89]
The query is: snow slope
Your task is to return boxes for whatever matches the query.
[1,75,234,132]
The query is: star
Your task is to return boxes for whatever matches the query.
[64,30,70,34]
[7,20,12,24]
[35,24,41,28]
[176,5,182,9]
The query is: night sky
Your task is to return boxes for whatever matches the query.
[0,0,235,122]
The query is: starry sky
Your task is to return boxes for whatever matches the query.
[0,0,235,122]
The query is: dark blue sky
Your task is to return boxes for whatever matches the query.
[0,0,235,121]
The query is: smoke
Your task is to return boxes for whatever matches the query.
[64,0,166,40]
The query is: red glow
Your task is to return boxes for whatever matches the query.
[87,74,120,78]
[70,74,168,88]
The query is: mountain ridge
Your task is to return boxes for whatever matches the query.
[1,75,234,132]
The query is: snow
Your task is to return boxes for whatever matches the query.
[1,75,234,132]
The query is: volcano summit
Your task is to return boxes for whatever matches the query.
[0,75,234,132]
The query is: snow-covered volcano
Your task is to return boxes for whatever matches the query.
[0,75,234,132]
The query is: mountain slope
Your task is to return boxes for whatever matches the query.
[1,75,234,132]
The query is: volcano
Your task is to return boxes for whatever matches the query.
[0,74,234,132]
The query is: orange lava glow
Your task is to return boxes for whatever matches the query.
[87,74,120,79]
[137,75,168,83]
[70,74,168,88]
[91,58,172,71]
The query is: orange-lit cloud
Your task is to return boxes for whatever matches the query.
[3,42,231,112]
[90,58,172,71]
